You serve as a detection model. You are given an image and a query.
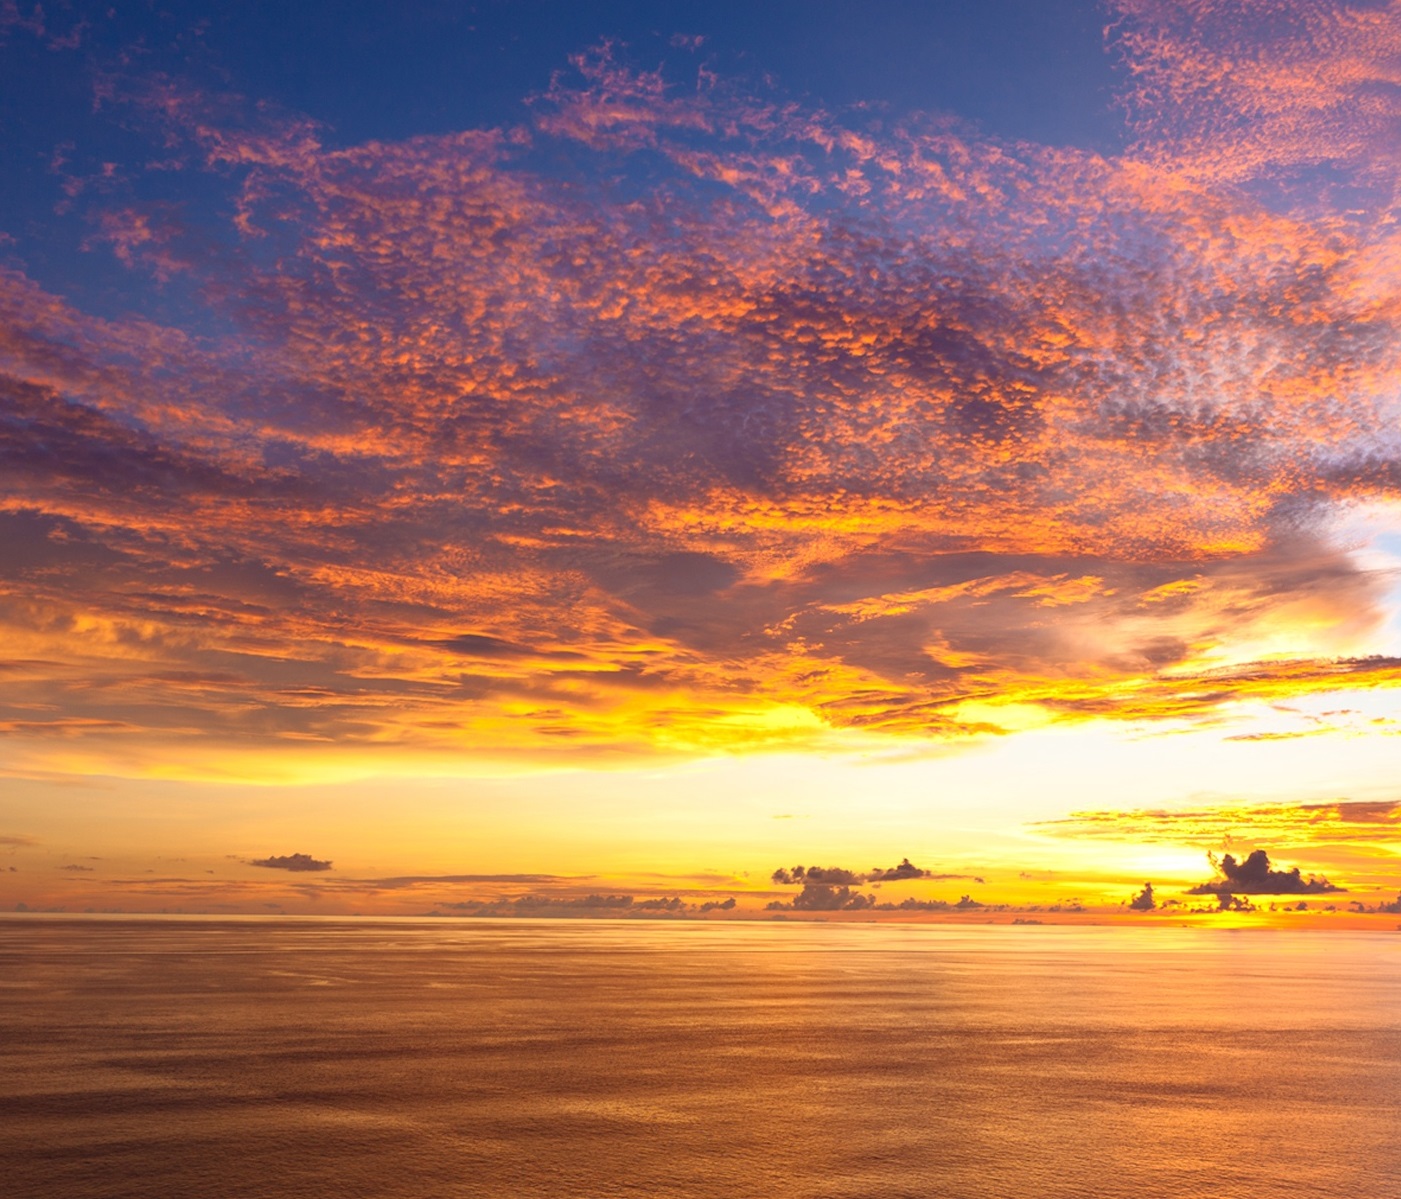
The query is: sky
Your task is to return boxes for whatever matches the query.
[3,0,1401,922]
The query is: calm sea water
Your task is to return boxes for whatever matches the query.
[1,918,1398,1199]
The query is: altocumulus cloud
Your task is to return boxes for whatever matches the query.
[3,2,1401,773]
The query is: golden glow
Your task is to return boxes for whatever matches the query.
[4,1,1401,921]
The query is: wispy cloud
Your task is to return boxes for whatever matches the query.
[1038,798,1401,845]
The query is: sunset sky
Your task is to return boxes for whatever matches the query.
[4,0,1401,921]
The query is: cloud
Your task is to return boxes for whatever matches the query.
[634,896,687,911]
[1128,882,1156,911]
[866,857,933,882]
[341,873,568,889]
[249,853,332,872]
[767,857,985,910]
[432,893,727,918]
[1037,798,1401,845]
[772,858,965,886]
[0,834,37,848]
[5,13,1401,772]
[767,884,874,912]
[433,635,541,659]
[771,864,864,887]
[877,897,953,912]
[772,859,981,891]
[868,894,997,912]
[1112,0,1401,189]
[1185,849,1343,897]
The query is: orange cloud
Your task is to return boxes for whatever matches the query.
[1038,797,1401,847]
[5,18,1401,775]
[1113,0,1401,188]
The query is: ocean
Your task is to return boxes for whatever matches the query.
[2,918,1398,1198]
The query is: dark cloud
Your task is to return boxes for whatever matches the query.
[772,858,970,887]
[1128,882,1156,911]
[633,896,686,911]
[0,509,125,576]
[866,857,933,882]
[875,897,952,911]
[771,864,864,887]
[601,552,741,599]
[871,896,1002,912]
[435,634,535,658]
[0,834,37,848]
[1186,850,1343,898]
[59,864,94,872]
[768,859,988,910]
[767,883,875,912]
[250,852,332,872]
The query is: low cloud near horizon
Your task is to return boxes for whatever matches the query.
[250,853,332,873]
[772,859,983,887]
[1186,849,1343,897]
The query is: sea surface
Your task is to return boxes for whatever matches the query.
[1,918,1398,1199]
